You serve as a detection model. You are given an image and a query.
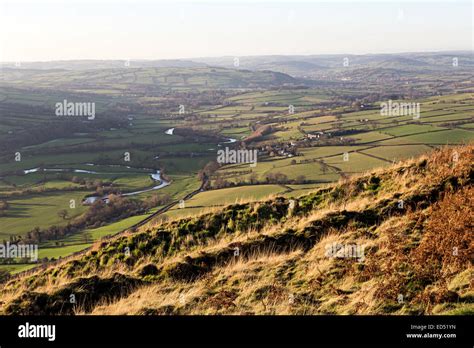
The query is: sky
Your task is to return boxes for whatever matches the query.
[0,0,472,62]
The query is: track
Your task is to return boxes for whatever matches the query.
[125,182,205,232]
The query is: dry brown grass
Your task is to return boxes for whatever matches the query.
[1,144,472,315]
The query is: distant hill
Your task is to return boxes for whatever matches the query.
[193,51,474,77]
[0,59,206,70]
[0,66,305,91]
[3,51,472,78]
[2,144,472,315]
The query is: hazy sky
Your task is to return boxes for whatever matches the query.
[0,0,472,62]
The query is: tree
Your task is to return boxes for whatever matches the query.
[321,162,328,174]
[57,209,69,220]
[145,193,172,208]
[352,101,362,111]
[295,175,306,184]
[249,173,258,184]
[197,169,208,183]
[82,232,92,244]
[0,200,9,210]
[204,161,220,174]
[265,173,275,183]
[274,172,288,183]
[214,176,227,189]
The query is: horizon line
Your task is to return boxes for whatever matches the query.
[1,49,472,64]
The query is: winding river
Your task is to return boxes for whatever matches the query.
[23,166,170,203]
[24,131,237,204]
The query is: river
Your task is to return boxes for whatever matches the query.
[23,166,170,203]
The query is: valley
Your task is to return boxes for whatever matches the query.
[0,53,473,281]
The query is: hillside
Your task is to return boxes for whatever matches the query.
[0,66,302,91]
[194,52,474,75]
[0,144,472,315]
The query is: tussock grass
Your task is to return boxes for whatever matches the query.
[1,144,472,315]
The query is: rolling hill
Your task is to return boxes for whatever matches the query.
[1,144,472,315]
[0,66,303,91]
[194,52,474,74]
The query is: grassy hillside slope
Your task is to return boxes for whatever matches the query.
[0,145,472,315]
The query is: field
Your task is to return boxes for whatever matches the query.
[0,60,473,275]
[3,144,472,315]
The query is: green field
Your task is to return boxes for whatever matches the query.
[1,64,473,276]
[0,191,90,238]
